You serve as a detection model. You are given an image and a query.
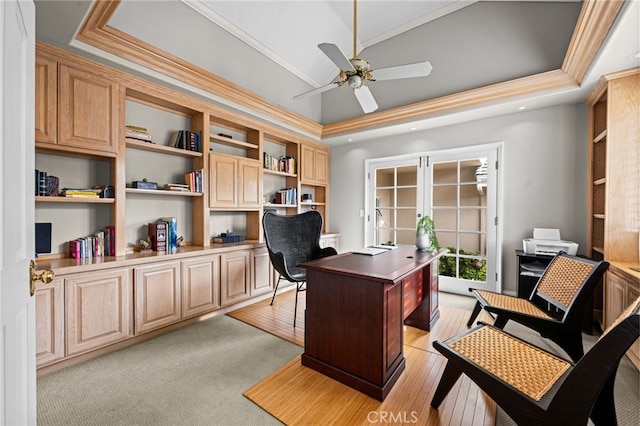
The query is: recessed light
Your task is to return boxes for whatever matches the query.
[410,127,417,131]
[518,106,527,110]
[347,138,353,142]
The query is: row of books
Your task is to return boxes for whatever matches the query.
[69,226,115,258]
[169,130,201,152]
[263,153,295,174]
[274,187,297,205]
[149,217,178,253]
[125,124,152,143]
[184,169,203,193]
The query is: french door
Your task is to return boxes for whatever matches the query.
[366,144,501,295]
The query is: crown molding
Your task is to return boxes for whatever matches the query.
[74,0,621,141]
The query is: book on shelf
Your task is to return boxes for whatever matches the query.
[148,221,167,252]
[61,188,101,198]
[163,183,190,192]
[168,130,201,152]
[125,124,152,142]
[160,217,178,253]
[35,169,48,196]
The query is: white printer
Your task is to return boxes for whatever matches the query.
[523,228,579,256]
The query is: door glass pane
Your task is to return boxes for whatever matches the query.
[432,157,488,285]
[373,165,417,245]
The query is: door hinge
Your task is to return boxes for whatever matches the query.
[495,160,498,169]
[495,217,498,225]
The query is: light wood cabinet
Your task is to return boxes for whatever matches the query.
[181,255,220,319]
[320,234,340,252]
[134,262,181,334]
[587,68,639,326]
[58,64,120,153]
[65,268,132,356]
[220,250,251,306]
[35,277,64,367]
[301,144,328,185]
[604,264,640,369]
[251,246,274,297]
[35,55,57,145]
[209,153,261,209]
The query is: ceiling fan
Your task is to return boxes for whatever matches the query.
[293,0,433,114]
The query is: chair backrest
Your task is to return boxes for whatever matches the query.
[550,296,640,421]
[262,210,324,279]
[531,253,609,321]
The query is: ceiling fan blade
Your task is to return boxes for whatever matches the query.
[293,82,340,100]
[318,43,355,73]
[373,61,433,81]
[353,85,378,114]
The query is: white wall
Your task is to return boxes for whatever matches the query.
[329,103,589,295]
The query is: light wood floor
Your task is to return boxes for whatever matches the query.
[228,288,498,426]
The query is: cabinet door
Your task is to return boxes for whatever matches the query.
[66,268,132,356]
[251,247,273,296]
[134,262,181,334]
[58,64,119,153]
[627,283,640,368]
[209,153,238,208]
[300,145,316,183]
[181,256,220,319]
[604,271,627,328]
[35,277,64,367]
[238,159,261,208]
[220,250,251,306]
[315,148,328,185]
[34,55,57,144]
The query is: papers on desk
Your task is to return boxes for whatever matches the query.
[352,247,388,256]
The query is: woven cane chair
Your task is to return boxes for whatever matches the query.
[262,210,337,327]
[466,253,609,362]
[431,297,640,426]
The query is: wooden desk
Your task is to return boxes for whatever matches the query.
[300,246,445,401]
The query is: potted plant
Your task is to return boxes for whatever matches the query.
[415,215,439,252]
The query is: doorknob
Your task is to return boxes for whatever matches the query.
[29,259,54,297]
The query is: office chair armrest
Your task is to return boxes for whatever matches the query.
[269,251,289,276]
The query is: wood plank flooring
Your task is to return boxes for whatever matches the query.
[229,289,498,425]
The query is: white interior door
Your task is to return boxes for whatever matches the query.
[1,0,37,423]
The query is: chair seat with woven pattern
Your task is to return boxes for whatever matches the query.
[431,297,640,426]
[466,253,609,362]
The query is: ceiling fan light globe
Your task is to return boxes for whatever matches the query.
[348,75,362,88]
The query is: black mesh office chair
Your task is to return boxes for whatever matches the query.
[262,210,337,327]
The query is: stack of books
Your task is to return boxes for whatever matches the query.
[125,125,152,143]
[61,188,102,198]
[163,183,190,192]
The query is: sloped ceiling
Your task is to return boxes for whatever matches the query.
[34,0,640,145]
